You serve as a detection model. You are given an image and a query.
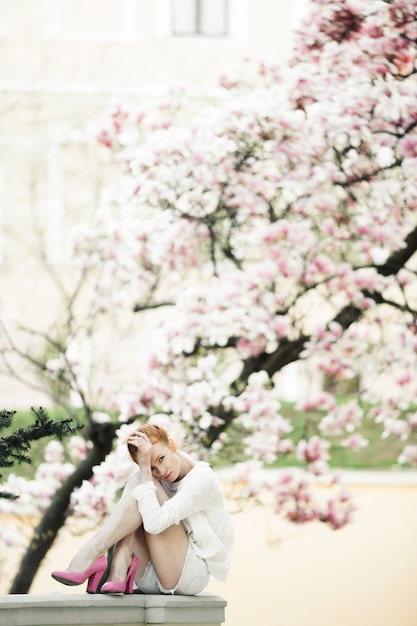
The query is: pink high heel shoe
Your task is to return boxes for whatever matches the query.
[101,554,139,594]
[51,555,108,593]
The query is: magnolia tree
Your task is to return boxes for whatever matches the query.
[2,0,417,592]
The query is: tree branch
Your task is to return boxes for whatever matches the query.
[206,224,417,445]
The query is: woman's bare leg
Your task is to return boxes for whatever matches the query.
[139,481,189,590]
[106,534,136,582]
[67,471,143,573]
[131,526,152,583]
[110,479,189,589]
[67,471,189,590]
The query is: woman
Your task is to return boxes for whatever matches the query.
[51,423,234,595]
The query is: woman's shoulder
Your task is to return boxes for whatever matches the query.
[191,460,212,473]
[185,459,221,484]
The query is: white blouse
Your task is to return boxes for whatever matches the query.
[131,461,234,582]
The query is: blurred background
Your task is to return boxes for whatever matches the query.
[0,0,308,408]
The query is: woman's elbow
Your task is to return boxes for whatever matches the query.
[143,523,164,535]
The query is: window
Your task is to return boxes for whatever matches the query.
[172,0,228,37]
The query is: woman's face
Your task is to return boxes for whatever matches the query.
[150,442,181,482]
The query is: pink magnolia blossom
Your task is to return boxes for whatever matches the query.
[68,436,90,461]
[398,445,417,466]
[273,471,355,530]
[340,433,369,451]
[51,0,417,530]
[6,0,417,533]
[296,437,330,475]
[44,441,64,464]
[381,417,409,440]
[320,401,364,435]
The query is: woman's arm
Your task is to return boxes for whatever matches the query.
[132,465,222,534]
[127,430,154,483]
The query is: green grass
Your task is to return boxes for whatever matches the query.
[0,401,412,486]
[268,402,407,470]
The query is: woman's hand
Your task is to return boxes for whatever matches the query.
[127,431,152,472]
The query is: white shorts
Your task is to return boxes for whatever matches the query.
[136,542,210,595]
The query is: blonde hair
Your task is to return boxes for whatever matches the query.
[127,422,177,463]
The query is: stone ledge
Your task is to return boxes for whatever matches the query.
[0,593,227,626]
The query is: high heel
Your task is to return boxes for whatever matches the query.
[101,554,139,595]
[51,555,108,593]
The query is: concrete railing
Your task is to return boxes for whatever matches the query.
[0,593,227,626]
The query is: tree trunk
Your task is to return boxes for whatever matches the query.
[9,422,117,594]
